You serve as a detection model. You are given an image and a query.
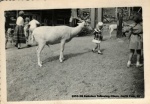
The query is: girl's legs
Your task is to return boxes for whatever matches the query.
[127,49,134,67]
[97,43,102,54]
[136,50,143,67]
[92,43,98,52]
[17,38,21,49]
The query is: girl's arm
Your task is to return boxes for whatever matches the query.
[96,25,101,31]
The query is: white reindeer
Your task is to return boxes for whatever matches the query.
[109,24,117,38]
[108,22,127,38]
[32,20,92,67]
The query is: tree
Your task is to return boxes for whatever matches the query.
[116,9,123,38]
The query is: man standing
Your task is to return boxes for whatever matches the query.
[27,15,40,46]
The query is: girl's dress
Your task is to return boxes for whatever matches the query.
[92,28,103,43]
[129,23,143,50]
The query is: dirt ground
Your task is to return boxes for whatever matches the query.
[6,29,144,101]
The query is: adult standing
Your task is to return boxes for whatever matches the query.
[14,11,25,49]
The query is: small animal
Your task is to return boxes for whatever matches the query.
[108,22,134,38]
[109,24,117,38]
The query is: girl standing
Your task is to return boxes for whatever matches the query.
[127,13,143,67]
[92,22,103,54]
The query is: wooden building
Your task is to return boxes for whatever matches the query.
[5,8,103,30]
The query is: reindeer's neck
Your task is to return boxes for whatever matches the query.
[71,23,84,37]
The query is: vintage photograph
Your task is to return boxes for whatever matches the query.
[4,7,145,101]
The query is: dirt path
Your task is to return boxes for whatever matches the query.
[6,30,144,101]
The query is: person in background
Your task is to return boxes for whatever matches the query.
[92,22,103,54]
[127,13,143,67]
[81,12,90,20]
[27,15,40,46]
[14,11,25,49]
[24,17,30,44]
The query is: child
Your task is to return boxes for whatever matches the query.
[92,22,103,54]
[24,17,30,44]
[127,13,143,67]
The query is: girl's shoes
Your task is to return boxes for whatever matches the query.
[136,62,143,67]
[98,50,102,54]
[127,61,143,67]
[127,61,131,67]
[92,49,96,53]
[92,49,103,54]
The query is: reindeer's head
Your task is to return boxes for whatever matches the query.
[84,19,93,32]
[77,19,93,32]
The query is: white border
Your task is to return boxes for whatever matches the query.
[0,0,150,104]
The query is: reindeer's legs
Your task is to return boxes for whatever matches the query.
[37,42,45,67]
[59,40,66,62]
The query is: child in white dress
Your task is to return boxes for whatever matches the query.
[92,22,103,54]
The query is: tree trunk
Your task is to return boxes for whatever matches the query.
[116,11,123,38]
[115,7,118,20]
[128,7,131,19]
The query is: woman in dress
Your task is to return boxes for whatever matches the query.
[14,11,25,49]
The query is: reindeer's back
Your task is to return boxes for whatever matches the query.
[33,26,72,44]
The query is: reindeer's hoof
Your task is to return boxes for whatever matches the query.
[60,60,63,63]
[59,58,65,63]
[38,62,42,67]
[38,64,42,67]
